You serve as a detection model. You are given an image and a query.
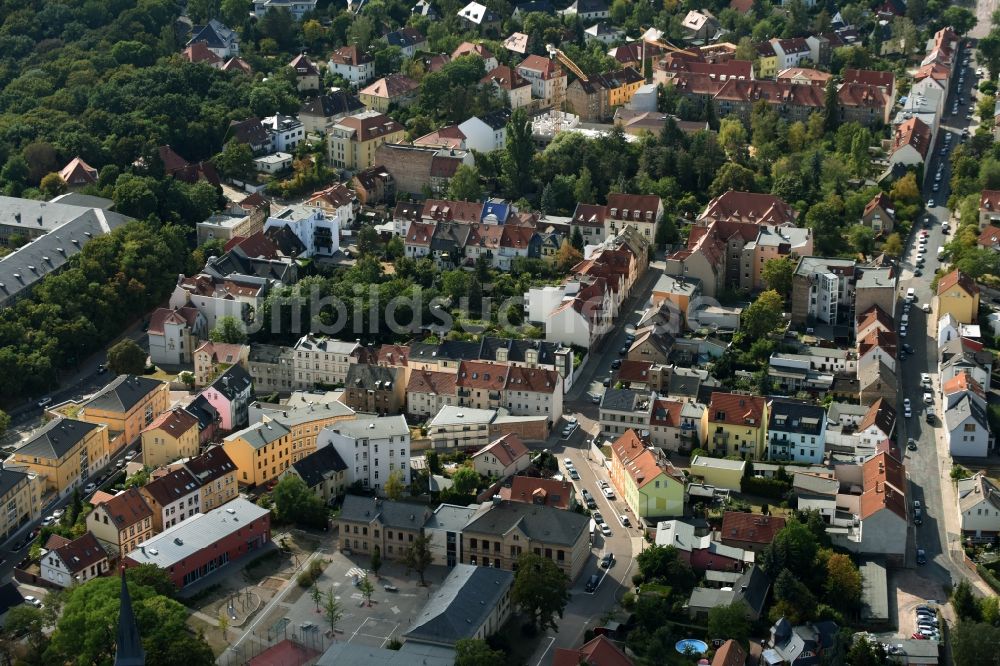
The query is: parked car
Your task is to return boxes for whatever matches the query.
[36,397,51,408]
[619,514,631,527]
[569,469,580,480]
[611,359,622,370]
[600,523,612,536]
[914,508,923,525]
[600,553,615,568]
[920,373,931,387]
[83,482,96,494]
[907,438,917,451]
[591,394,601,404]
[916,549,927,565]
[592,511,604,524]
[923,392,934,404]
[585,573,600,592]
[598,480,609,489]
[602,487,615,499]
[618,346,628,356]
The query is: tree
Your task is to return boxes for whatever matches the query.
[187,0,220,23]
[45,572,213,665]
[759,519,819,579]
[890,172,921,206]
[0,409,9,438]
[741,290,784,339]
[447,164,483,201]
[215,140,254,181]
[846,635,888,666]
[941,6,978,34]
[571,226,585,251]
[952,621,1000,665]
[370,546,383,578]
[40,172,67,198]
[403,534,434,585]
[209,315,247,344]
[357,226,380,255]
[574,167,594,204]
[707,603,750,645]
[655,217,678,248]
[450,467,480,495]
[848,225,876,258]
[348,15,375,50]
[772,569,817,623]
[501,108,533,198]
[323,587,344,631]
[455,638,505,666]
[953,580,982,622]
[385,236,404,259]
[512,552,570,632]
[710,163,757,197]
[271,475,328,528]
[635,545,696,592]
[883,232,903,257]
[310,585,322,611]
[718,118,748,160]
[823,79,839,133]
[555,239,582,272]
[823,552,861,611]
[107,339,146,375]
[384,470,406,501]
[220,0,251,26]
[762,257,795,298]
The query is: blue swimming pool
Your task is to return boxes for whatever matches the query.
[675,638,708,655]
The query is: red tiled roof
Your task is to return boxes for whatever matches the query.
[606,193,661,222]
[457,360,509,390]
[289,53,319,76]
[553,636,634,666]
[572,203,607,227]
[48,532,107,575]
[329,45,372,66]
[863,192,894,219]
[860,452,907,520]
[147,306,201,335]
[182,41,222,65]
[59,156,98,185]
[707,392,766,427]
[843,68,894,89]
[338,112,404,139]
[406,369,457,396]
[140,468,200,506]
[360,73,418,99]
[777,67,832,84]
[712,639,748,666]
[938,269,980,297]
[856,304,894,336]
[405,220,435,246]
[650,398,683,427]
[721,511,786,545]
[505,365,559,394]
[307,183,356,209]
[859,329,897,358]
[98,488,153,529]
[508,476,575,510]
[617,360,653,383]
[699,190,796,225]
[143,407,199,438]
[838,82,891,110]
[859,397,896,434]
[611,429,683,489]
[891,117,931,159]
[978,224,1000,248]
[376,344,410,366]
[982,189,1000,213]
[452,41,494,61]
[481,64,530,90]
[943,371,986,400]
[422,199,483,224]
[474,433,529,467]
[518,54,562,78]
[714,79,824,108]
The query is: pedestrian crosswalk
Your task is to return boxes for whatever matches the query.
[346,567,367,578]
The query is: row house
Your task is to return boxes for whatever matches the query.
[790,257,857,326]
[653,55,753,87]
[697,190,797,226]
[328,45,375,86]
[319,416,411,494]
[199,365,253,433]
[352,164,394,206]
[328,111,405,172]
[283,444,348,502]
[830,451,907,564]
[776,67,831,87]
[293,334,361,387]
[359,74,419,113]
[10,419,109,499]
[702,392,768,460]
[343,364,405,415]
[769,37,811,71]
[767,399,827,464]
[87,488,154,557]
[570,193,663,245]
[248,344,296,393]
[169,272,269,330]
[373,144,473,198]
[139,468,201,532]
[888,116,932,168]
[609,429,685,521]
[939,337,992,391]
[147,306,207,367]
[565,67,643,122]
[140,408,200,469]
[193,341,249,388]
[298,90,365,134]
[837,82,893,126]
[337,495,432,561]
[714,79,824,125]
[78,375,169,452]
[937,269,980,325]
[406,369,459,418]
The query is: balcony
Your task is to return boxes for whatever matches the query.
[712,432,729,448]
[488,392,501,401]
[457,388,471,398]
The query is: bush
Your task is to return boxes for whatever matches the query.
[632,573,645,587]
[977,563,1000,594]
[741,475,791,500]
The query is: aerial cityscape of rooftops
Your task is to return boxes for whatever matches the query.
[0,0,999,664]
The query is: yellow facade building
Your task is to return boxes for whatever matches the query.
[11,418,110,498]
[0,467,43,540]
[609,429,686,520]
[79,375,169,452]
[328,111,405,171]
[141,408,200,469]
[937,269,980,325]
[702,392,769,460]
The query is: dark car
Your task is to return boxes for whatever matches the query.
[585,573,600,593]
[611,359,622,370]
[618,346,628,356]
[916,549,927,565]
[907,438,917,451]
[96,364,107,375]
[902,344,914,354]
[600,553,615,569]
[602,377,611,387]
[914,269,923,277]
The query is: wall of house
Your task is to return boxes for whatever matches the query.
[141,426,199,469]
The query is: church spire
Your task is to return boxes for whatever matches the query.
[115,567,145,666]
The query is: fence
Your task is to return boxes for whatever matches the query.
[217,625,336,665]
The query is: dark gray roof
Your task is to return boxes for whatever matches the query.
[409,342,441,360]
[292,446,348,488]
[0,467,29,501]
[209,364,253,400]
[436,340,481,361]
[228,420,290,449]
[479,109,511,131]
[735,565,770,617]
[339,495,432,530]
[404,564,514,646]
[479,336,563,365]
[346,364,398,391]
[601,387,648,412]
[668,369,702,398]
[299,91,364,119]
[184,395,219,431]
[430,222,471,254]
[768,399,826,436]
[85,375,164,413]
[187,19,236,49]
[463,501,589,546]
[205,247,296,283]
[0,201,130,306]
[19,417,101,460]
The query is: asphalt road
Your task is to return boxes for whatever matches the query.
[896,42,979,595]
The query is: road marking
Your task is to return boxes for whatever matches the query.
[347,567,366,578]
[534,637,556,666]
[390,606,400,615]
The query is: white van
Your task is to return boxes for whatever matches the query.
[937,247,945,260]
[906,288,916,302]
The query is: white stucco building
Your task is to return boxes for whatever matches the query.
[264,207,341,258]
[319,415,410,493]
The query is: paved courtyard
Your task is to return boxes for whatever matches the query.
[259,549,450,649]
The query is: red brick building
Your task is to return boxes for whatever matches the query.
[123,498,270,589]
